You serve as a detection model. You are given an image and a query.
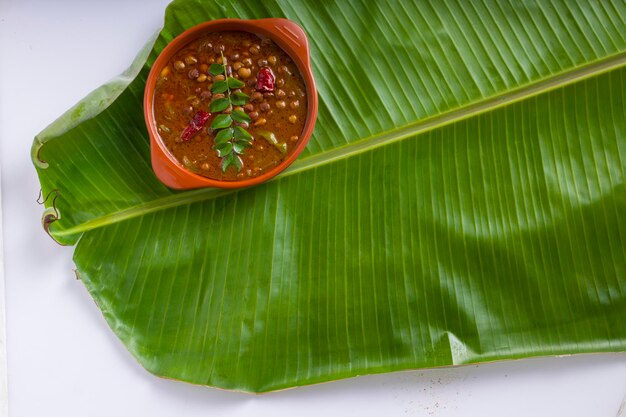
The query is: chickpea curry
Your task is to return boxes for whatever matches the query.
[153,31,307,181]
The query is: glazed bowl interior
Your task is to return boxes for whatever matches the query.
[144,18,317,189]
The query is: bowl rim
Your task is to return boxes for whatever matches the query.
[144,18,318,189]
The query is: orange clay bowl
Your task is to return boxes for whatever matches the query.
[144,18,318,189]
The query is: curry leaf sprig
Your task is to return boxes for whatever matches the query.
[208,55,253,173]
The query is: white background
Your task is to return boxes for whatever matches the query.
[1,1,626,416]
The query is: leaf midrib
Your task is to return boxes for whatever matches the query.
[52,52,626,239]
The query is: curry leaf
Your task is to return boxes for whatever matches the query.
[211,80,228,94]
[231,91,250,106]
[233,125,252,141]
[32,0,626,394]
[231,153,243,171]
[231,109,251,123]
[210,113,231,129]
[227,76,245,89]
[207,51,254,165]
[214,142,233,157]
[220,152,233,172]
[232,141,249,154]
[208,63,224,76]
[209,97,230,113]
[213,127,233,145]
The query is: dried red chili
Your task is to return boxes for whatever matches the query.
[256,67,275,92]
[180,110,210,142]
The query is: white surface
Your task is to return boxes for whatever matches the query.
[0,167,7,416]
[1,1,626,416]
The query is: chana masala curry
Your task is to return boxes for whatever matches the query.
[153,31,308,181]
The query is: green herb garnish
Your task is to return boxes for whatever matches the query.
[208,53,253,172]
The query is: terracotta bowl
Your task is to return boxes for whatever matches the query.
[144,18,318,189]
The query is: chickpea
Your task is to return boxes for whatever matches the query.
[188,68,199,79]
[244,103,254,112]
[260,102,271,112]
[230,52,240,61]
[249,45,260,54]
[195,87,202,93]
[216,56,223,64]
[257,58,268,67]
[238,121,250,129]
[213,44,225,53]
[200,90,212,100]
[276,78,285,87]
[290,135,299,142]
[247,77,257,87]
[173,60,185,71]
[276,100,286,109]
[290,100,300,109]
[208,57,215,64]
[263,92,275,99]
[289,115,297,124]
[254,118,267,126]
[234,106,244,112]
[238,67,252,78]
[160,66,170,78]
[249,111,259,120]
[242,40,251,48]
[191,98,200,107]
[242,57,253,66]
[246,169,253,177]
[213,93,225,99]
[278,65,289,74]
[199,63,208,72]
[252,92,263,102]
[276,89,286,98]
[184,55,198,65]
[183,105,193,114]
[242,51,250,57]
[197,74,207,82]
[201,163,210,170]
[233,61,243,70]
[268,55,277,65]
[289,90,296,97]
[213,74,225,82]
[297,88,305,97]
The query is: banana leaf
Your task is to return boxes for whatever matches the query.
[33,0,626,392]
